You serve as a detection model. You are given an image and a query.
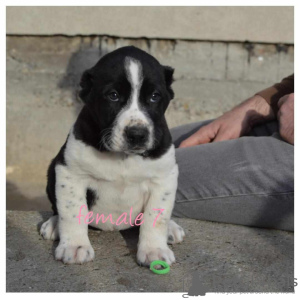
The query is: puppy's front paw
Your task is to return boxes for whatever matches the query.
[40,215,59,241]
[137,245,175,267]
[55,242,95,264]
[167,219,185,244]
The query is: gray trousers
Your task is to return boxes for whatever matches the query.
[171,120,294,231]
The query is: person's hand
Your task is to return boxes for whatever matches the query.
[179,95,275,148]
[277,93,294,145]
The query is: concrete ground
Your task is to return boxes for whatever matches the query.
[7,211,294,293]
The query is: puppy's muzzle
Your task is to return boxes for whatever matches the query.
[124,125,149,149]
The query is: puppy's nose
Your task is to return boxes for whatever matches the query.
[125,126,149,146]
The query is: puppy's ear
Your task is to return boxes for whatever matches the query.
[79,69,93,102]
[164,66,175,100]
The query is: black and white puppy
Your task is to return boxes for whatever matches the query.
[40,46,185,266]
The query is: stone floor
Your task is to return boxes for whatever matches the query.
[6,211,294,293]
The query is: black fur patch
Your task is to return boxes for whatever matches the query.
[46,138,68,215]
[86,188,97,210]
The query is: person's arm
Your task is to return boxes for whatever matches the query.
[179,74,294,148]
[179,94,275,147]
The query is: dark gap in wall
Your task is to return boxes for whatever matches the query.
[6,33,295,47]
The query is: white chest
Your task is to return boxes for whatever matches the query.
[62,131,177,231]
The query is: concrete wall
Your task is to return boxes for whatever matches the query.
[7,6,294,43]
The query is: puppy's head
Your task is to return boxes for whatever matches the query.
[79,46,174,156]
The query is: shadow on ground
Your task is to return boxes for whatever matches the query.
[6,181,50,211]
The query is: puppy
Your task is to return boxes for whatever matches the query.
[40,46,185,266]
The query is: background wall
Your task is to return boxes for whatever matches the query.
[6,6,294,211]
[7,6,294,43]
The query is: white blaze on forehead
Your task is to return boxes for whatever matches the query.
[127,58,140,88]
[125,57,143,111]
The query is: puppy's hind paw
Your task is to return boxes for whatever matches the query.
[167,219,185,244]
[40,215,59,241]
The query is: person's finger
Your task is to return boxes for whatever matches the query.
[212,130,232,142]
[179,126,214,148]
[212,127,240,143]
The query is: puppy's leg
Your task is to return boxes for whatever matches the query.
[137,166,180,266]
[54,165,94,264]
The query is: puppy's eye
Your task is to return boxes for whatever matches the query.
[150,92,161,103]
[107,91,119,102]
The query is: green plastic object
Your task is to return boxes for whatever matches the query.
[150,260,170,275]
